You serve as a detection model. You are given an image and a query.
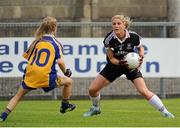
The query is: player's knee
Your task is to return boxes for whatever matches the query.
[65,77,73,87]
[89,87,97,96]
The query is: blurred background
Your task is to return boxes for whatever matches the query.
[0,0,180,100]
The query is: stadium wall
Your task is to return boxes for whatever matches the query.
[0,0,167,22]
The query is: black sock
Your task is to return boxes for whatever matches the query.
[62,99,69,104]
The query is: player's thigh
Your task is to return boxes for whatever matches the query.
[89,74,110,92]
[16,86,31,97]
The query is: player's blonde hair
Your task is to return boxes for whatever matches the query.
[111,14,132,29]
[35,16,57,39]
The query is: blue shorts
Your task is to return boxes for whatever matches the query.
[21,79,58,92]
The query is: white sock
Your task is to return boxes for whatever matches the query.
[89,94,100,107]
[148,95,169,113]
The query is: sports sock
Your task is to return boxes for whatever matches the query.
[62,98,69,104]
[148,94,169,113]
[0,112,8,121]
[61,98,70,108]
[4,108,11,115]
[89,94,100,107]
[0,108,11,121]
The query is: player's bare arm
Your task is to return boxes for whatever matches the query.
[137,45,144,65]
[57,58,66,74]
[106,48,119,65]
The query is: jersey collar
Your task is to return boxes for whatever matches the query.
[113,29,130,43]
[43,34,55,37]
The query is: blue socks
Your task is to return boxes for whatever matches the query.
[0,112,8,121]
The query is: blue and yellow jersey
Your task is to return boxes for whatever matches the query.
[22,35,63,88]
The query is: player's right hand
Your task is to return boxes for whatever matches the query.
[119,60,128,66]
[138,55,144,65]
[119,59,131,70]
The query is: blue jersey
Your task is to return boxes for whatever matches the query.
[22,35,63,88]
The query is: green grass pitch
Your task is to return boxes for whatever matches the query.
[0,98,180,127]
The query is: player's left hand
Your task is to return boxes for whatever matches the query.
[137,55,144,71]
[64,69,72,77]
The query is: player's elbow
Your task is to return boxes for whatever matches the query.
[57,58,64,65]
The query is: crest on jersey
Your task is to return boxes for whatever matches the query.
[126,43,132,50]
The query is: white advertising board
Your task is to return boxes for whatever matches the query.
[0,38,180,77]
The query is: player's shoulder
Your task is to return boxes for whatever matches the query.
[104,31,114,39]
[53,38,63,50]
[104,31,114,45]
[43,36,63,49]
[129,30,139,36]
[129,30,142,39]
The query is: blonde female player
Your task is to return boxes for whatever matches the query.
[83,14,174,118]
[0,16,75,121]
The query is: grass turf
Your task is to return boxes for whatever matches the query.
[0,98,180,127]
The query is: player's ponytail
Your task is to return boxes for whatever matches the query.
[35,16,57,40]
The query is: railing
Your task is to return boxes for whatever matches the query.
[0,22,180,37]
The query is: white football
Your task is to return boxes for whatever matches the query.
[125,52,140,69]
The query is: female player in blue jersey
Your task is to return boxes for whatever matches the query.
[0,16,76,121]
[83,14,174,118]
